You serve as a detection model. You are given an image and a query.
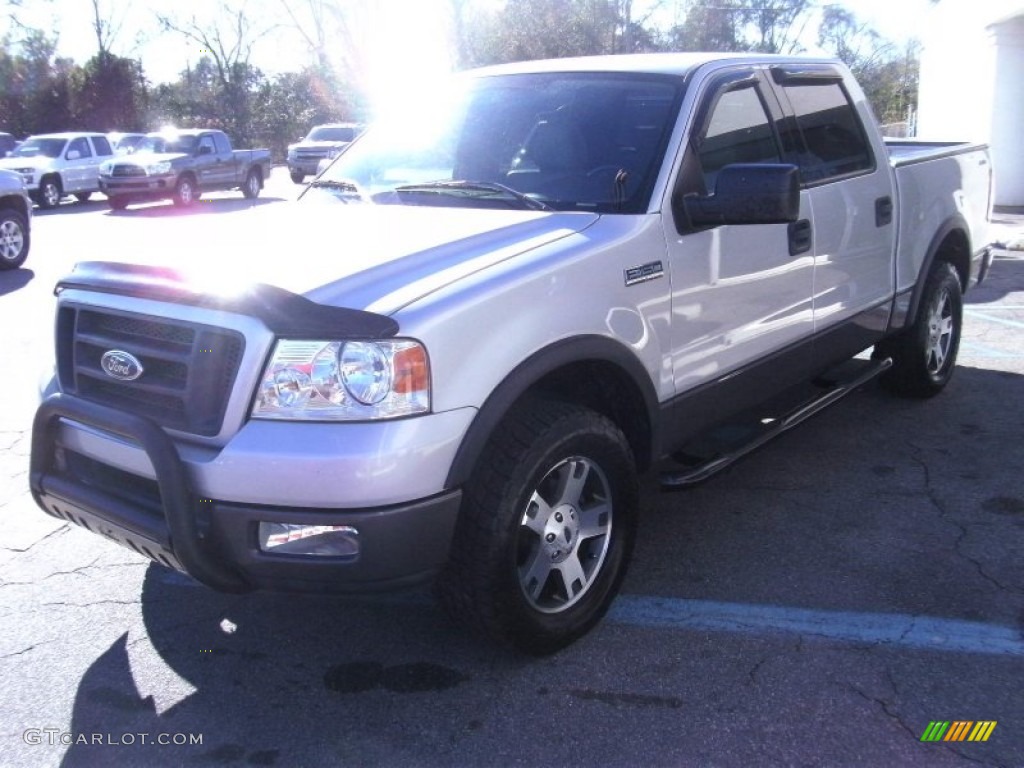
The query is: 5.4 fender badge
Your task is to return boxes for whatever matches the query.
[100,350,144,381]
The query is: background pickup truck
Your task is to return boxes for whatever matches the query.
[98,129,272,210]
[31,54,993,655]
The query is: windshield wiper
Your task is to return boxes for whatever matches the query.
[394,180,553,211]
[306,178,368,202]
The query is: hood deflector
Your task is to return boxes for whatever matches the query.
[56,261,399,339]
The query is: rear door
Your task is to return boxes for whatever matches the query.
[768,65,896,361]
[63,137,94,193]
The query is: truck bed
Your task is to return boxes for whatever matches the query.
[884,138,989,166]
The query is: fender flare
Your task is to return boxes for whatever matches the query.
[903,214,971,326]
[444,334,661,489]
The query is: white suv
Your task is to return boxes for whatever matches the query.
[0,132,114,209]
[0,169,31,269]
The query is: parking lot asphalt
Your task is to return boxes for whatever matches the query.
[0,171,1021,767]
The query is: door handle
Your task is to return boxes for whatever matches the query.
[875,196,893,227]
[788,218,812,256]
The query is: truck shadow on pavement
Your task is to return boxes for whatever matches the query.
[0,267,33,296]
[105,196,288,218]
[55,363,1024,766]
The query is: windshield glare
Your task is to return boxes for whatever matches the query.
[315,73,682,213]
[12,138,66,158]
[137,134,199,154]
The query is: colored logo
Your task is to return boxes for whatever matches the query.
[100,350,144,381]
[920,721,997,742]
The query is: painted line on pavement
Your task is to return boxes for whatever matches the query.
[608,596,1024,656]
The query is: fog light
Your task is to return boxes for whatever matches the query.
[258,522,360,557]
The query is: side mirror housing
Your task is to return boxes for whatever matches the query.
[197,145,213,156]
[683,163,800,227]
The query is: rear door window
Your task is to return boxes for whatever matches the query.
[776,81,873,184]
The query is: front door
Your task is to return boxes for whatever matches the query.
[662,68,816,414]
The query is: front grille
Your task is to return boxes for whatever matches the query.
[296,149,328,160]
[110,164,146,177]
[57,307,245,436]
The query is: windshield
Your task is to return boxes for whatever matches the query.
[308,126,358,142]
[137,134,199,154]
[12,138,67,158]
[310,72,683,213]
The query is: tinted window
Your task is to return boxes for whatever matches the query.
[696,85,781,191]
[780,83,873,183]
[91,136,113,156]
[68,137,92,158]
[309,126,357,142]
[213,132,231,154]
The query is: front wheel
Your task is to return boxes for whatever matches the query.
[35,177,62,209]
[74,192,92,203]
[290,171,305,184]
[173,176,197,207]
[875,261,963,398]
[0,208,29,270]
[438,400,638,655]
[107,196,129,211]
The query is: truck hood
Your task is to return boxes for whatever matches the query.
[0,156,54,171]
[130,204,600,316]
[120,152,189,164]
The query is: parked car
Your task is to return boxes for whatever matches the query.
[107,132,148,155]
[30,54,994,654]
[0,168,31,270]
[287,122,363,183]
[98,129,273,210]
[0,132,18,158]
[0,132,114,208]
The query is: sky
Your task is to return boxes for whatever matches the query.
[0,0,980,86]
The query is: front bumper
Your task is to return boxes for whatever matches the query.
[31,394,462,593]
[99,175,175,199]
[288,159,326,175]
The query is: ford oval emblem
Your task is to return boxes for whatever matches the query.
[100,350,144,381]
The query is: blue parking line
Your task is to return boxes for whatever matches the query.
[964,309,1024,330]
[607,596,1024,656]
[960,341,1021,358]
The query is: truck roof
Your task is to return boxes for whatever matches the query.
[468,52,842,79]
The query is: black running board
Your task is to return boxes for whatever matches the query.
[660,357,892,490]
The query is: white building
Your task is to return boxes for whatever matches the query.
[918,0,1024,208]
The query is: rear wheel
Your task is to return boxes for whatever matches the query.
[438,399,637,655]
[875,261,963,398]
[0,208,29,269]
[242,169,261,199]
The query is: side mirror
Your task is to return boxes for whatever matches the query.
[197,145,213,156]
[683,163,800,227]
[66,150,81,160]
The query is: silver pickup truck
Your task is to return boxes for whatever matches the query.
[30,54,992,654]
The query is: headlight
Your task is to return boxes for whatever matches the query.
[99,161,113,175]
[146,161,172,175]
[252,339,429,420]
[15,167,34,175]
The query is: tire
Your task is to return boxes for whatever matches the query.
[107,196,129,211]
[0,208,29,270]
[242,169,261,199]
[875,261,963,398]
[173,176,197,207]
[437,399,638,655]
[74,191,92,203]
[290,171,305,184]
[36,176,62,209]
